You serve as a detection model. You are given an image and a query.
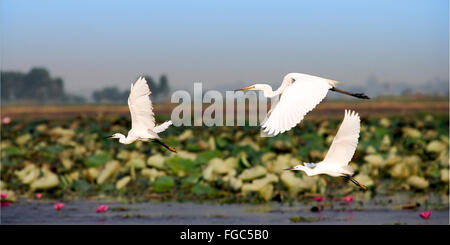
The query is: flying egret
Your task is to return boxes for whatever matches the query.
[284,110,368,190]
[236,73,370,136]
[105,76,176,152]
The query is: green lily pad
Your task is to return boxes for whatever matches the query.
[85,152,113,167]
[186,142,202,152]
[1,159,17,166]
[152,175,175,193]
[195,150,222,165]
[191,183,213,196]
[4,146,22,156]
[216,137,229,149]
[165,156,200,176]
[43,145,65,155]
[181,173,202,187]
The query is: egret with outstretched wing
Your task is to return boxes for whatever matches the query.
[236,73,369,136]
[285,110,367,190]
[105,77,176,152]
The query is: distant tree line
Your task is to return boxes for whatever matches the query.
[1,68,171,104]
[1,67,85,103]
[92,75,170,103]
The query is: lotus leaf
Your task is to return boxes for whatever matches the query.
[151,175,175,193]
[116,176,131,189]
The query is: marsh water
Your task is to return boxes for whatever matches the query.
[1,197,448,225]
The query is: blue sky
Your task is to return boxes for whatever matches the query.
[1,0,448,95]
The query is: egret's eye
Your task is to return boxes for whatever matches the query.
[291,78,296,83]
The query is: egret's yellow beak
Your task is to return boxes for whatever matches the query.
[104,135,113,139]
[284,167,295,171]
[235,85,255,92]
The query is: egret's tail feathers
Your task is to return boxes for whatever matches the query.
[341,166,354,175]
[153,139,176,153]
[153,120,173,133]
[327,79,340,87]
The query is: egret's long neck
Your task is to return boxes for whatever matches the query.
[273,79,291,95]
[118,134,135,144]
[252,84,279,97]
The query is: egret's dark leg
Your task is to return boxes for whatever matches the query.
[350,178,368,191]
[152,139,176,153]
[330,87,370,99]
[341,174,368,191]
[341,175,350,183]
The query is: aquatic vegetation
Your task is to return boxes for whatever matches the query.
[314,196,325,202]
[311,195,326,211]
[0,192,11,206]
[343,196,354,203]
[111,206,129,212]
[1,201,11,206]
[289,216,318,223]
[53,202,64,211]
[152,175,175,193]
[0,113,448,203]
[419,211,432,219]
[407,176,429,190]
[96,204,108,213]
[116,176,131,190]
[2,117,12,125]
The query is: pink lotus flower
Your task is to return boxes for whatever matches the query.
[1,201,11,207]
[2,117,11,125]
[344,196,354,203]
[0,193,6,199]
[419,211,432,219]
[54,202,64,211]
[96,205,108,213]
[314,196,325,202]
[35,193,42,199]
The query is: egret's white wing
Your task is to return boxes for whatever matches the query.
[128,77,155,132]
[261,74,338,136]
[153,120,172,134]
[322,110,360,166]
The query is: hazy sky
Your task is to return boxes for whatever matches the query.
[1,0,448,96]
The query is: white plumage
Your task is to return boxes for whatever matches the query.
[153,120,173,134]
[262,73,339,136]
[105,77,176,152]
[237,73,340,136]
[322,109,360,167]
[127,76,157,138]
[285,110,367,190]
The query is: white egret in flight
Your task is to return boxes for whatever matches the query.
[105,77,176,152]
[236,73,369,136]
[285,110,367,190]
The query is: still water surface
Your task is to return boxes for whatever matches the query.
[1,199,448,225]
